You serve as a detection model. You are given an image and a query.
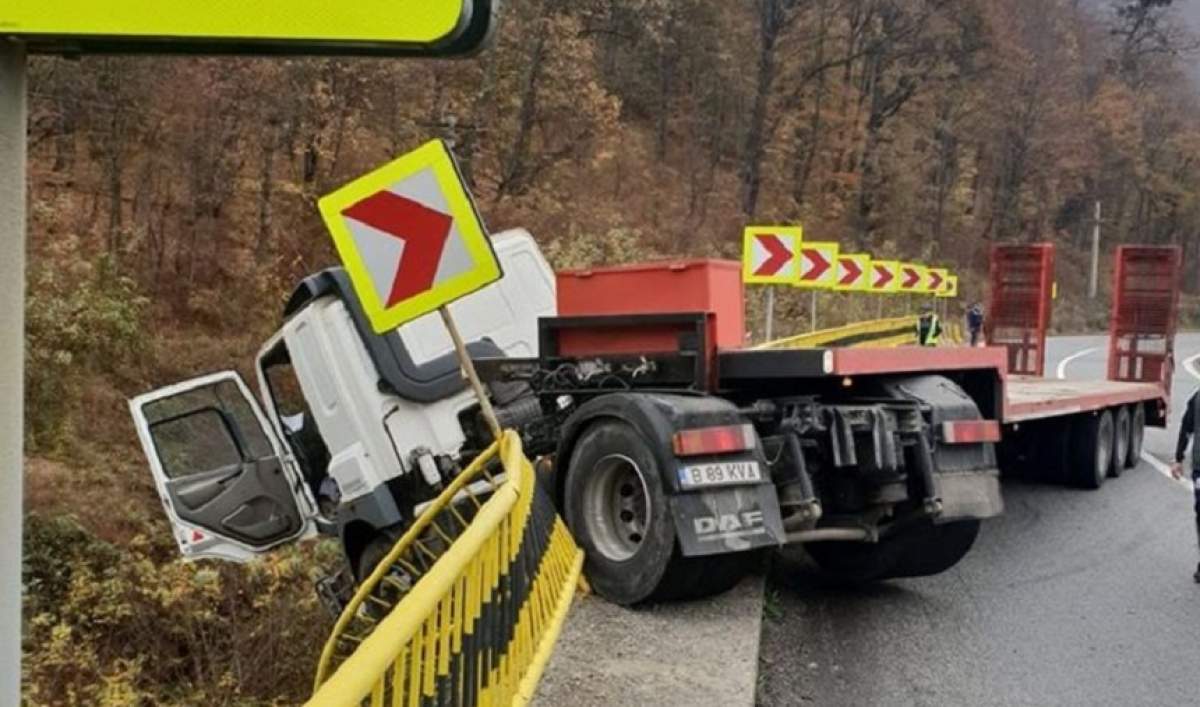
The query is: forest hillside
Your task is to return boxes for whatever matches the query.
[22,1,1200,703]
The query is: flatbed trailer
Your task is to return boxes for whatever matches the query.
[721,347,1166,426]
[474,242,1180,603]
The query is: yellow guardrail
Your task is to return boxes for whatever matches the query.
[759,316,966,350]
[758,316,919,350]
[308,430,584,707]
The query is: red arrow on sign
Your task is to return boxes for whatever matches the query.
[838,257,863,286]
[801,248,833,281]
[873,265,894,289]
[901,266,921,290]
[927,271,944,291]
[753,234,794,277]
[343,190,455,307]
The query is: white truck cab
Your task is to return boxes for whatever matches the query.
[129,230,556,572]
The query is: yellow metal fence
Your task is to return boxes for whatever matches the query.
[308,430,584,707]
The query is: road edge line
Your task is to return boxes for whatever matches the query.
[1055,346,1099,380]
[1139,451,1192,491]
[1183,351,1200,382]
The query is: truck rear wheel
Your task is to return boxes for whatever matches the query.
[884,520,980,579]
[805,519,980,583]
[563,420,748,605]
[1110,406,1131,477]
[1071,410,1113,490]
[805,538,901,583]
[1126,404,1145,469]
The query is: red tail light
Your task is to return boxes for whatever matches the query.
[941,420,1001,444]
[672,424,756,457]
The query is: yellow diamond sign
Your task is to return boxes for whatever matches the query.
[318,140,501,333]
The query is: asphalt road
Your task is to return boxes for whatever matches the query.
[758,334,1200,707]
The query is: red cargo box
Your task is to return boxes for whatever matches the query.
[556,259,746,352]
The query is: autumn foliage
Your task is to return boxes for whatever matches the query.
[22,0,1200,703]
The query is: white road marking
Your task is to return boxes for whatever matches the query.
[1183,351,1200,382]
[1055,347,1099,380]
[1139,451,1193,491]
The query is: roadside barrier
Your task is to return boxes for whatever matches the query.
[759,316,967,350]
[308,430,584,707]
[759,316,919,349]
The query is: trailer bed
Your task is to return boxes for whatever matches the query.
[1001,377,1164,424]
[718,345,1167,427]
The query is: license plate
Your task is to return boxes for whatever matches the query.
[677,461,763,490]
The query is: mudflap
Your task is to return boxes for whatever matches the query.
[670,484,786,557]
[934,469,1004,523]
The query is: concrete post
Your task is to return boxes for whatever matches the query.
[0,40,26,705]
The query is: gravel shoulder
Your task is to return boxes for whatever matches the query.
[534,575,765,707]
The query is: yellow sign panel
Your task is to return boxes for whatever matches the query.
[926,268,949,296]
[898,263,928,293]
[938,275,959,299]
[5,0,489,56]
[868,260,902,294]
[795,242,840,290]
[742,226,802,284]
[318,139,501,333]
[835,253,871,292]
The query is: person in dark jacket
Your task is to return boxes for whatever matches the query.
[1169,389,1200,583]
[967,303,984,346]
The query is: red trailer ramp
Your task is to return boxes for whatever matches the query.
[986,244,1055,377]
[1107,245,1182,387]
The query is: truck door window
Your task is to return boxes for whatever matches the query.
[151,408,242,479]
[143,380,274,469]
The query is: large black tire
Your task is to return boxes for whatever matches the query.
[1071,410,1114,490]
[805,537,901,583]
[648,551,759,602]
[884,519,981,578]
[805,519,981,583]
[1126,404,1146,469]
[564,420,750,605]
[355,535,394,583]
[1110,406,1131,478]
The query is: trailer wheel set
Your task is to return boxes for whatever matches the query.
[1067,404,1144,490]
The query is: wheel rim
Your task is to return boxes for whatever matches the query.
[582,454,652,562]
[1097,415,1114,481]
[1131,408,1145,459]
[1115,412,1129,467]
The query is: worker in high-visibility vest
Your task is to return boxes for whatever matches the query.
[1170,389,1200,583]
[916,304,941,346]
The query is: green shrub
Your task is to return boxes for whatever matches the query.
[23,512,340,706]
[25,237,148,452]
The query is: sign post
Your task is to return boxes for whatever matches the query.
[742,226,802,343]
[796,242,838,334]
[319,139,504,437]
[765,288,776,342]
[439,308,501,439]
[0,39,25,707]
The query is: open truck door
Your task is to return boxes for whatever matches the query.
[129,371,317,562]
